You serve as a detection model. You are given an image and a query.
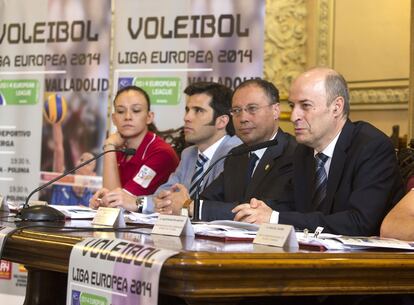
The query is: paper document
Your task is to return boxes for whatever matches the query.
[50,205,97,219]
[296,232,346,250]
[124,212,159,225]
[208,220,259,231]
[8,201,23,211]
[193,223,257,241]
[296,232,414,251]
[335,236,414,250]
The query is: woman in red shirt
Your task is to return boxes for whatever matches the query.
[89,86,179,211]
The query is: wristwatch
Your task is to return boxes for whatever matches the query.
[181,198,193,217]
[135,196,146,213]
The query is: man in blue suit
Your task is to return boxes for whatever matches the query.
[90,82,240,213]
[147,82,241,214]
[233,67,404,236]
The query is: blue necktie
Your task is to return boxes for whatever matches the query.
[189,153,209,199]
[313,153,329,207]
[246,152,259,184]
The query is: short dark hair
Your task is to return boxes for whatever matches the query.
[325,72,350,118]
[114,85,151,111]
[233,78,280,105]
[184,82,234,135]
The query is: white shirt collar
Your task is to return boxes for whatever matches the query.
[252,131,278,160]
[198,135,226,162]
[313,130,341,176]
[314,131,341,159]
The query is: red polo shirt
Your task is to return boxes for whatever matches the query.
[117,132,179,196]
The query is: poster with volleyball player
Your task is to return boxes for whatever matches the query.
[40,93,100,206]
[38,0,111,206]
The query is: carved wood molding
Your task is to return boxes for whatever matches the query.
[350,88,409,106]
[316,0,332,67]
[264,0,307,99]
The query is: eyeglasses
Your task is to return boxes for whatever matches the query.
[229,104,273,116]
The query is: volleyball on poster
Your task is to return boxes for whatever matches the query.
[43,93,67,124]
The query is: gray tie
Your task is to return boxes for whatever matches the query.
[313,153,329,207]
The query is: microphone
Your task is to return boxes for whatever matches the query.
[17,147,136,222]
[227,139,278,156]
[192,139,278,221]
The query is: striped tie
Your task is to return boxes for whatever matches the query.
[189,153,209,199]
[313,153,329,207]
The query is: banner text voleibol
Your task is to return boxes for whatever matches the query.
[0,20,98,44]
[128,14,249,39]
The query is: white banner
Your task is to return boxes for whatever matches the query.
[113,0,265,129]
[0,260,27,298]
[0,0,111,301]
[0,0,48,207]
[0,227,27,299]
[0,0,111,207]
[67,238,178,305]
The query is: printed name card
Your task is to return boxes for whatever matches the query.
[253,223,298,248]
[151,234,187,250]
[152,214,194,237]
[92,207,125,228]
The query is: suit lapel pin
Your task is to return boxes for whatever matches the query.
[265,164,270,171]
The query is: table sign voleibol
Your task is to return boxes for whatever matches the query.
[66,237,178,305]
[253,223,299,248]
[151,214,194,237]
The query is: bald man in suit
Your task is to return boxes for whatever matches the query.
[233,68,404,236]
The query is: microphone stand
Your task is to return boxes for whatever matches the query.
[192,155,228,221]
[18,147,135,221]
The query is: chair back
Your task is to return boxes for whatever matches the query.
[156,126,187,157]
[397,139,414,191]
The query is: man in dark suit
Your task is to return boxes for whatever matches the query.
[233,67,404,236]
[155,79,297,219]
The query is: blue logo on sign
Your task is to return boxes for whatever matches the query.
[72,290,81,305]
[0,93,5,106]
[118,77,133,89]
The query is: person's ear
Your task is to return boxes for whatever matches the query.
[333,97,344,117]
[272,103,281,120]
[146,111,155,125]
[215,115,229,130]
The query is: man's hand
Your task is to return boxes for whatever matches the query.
[153,184,191,215]
[232,198,272,224]
[153,189,174,214]
[169,184,192,215]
